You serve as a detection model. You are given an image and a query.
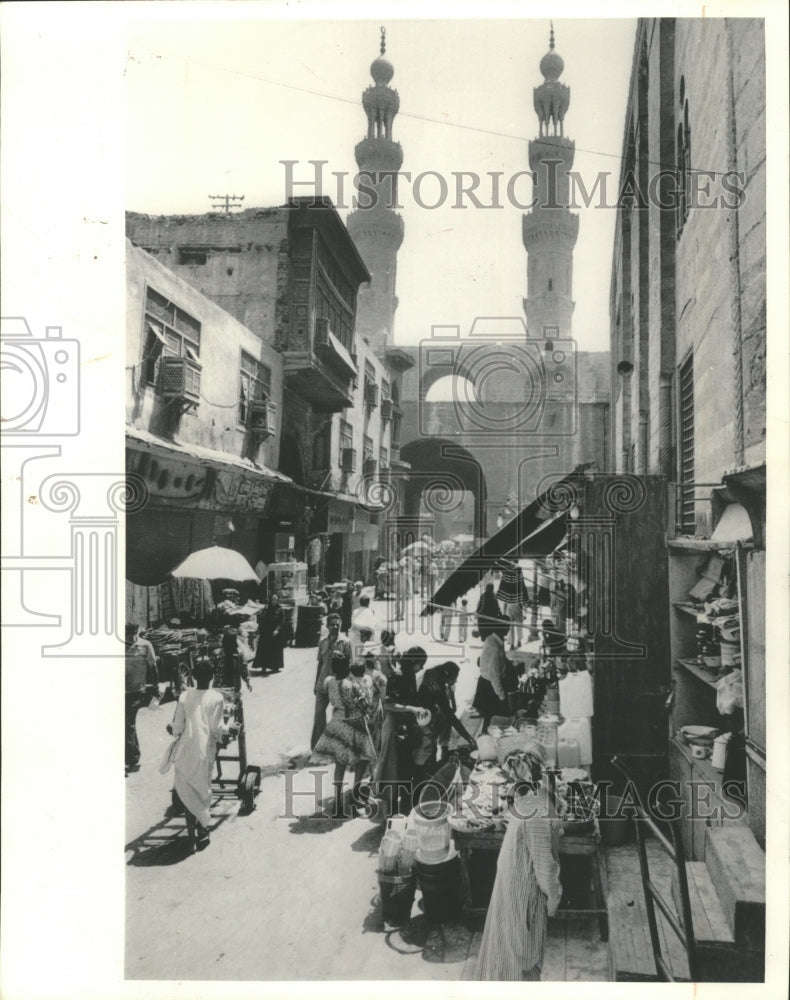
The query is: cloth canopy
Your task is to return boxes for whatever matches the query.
[422,469,586,614]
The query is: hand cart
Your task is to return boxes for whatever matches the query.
[214,685,261,813]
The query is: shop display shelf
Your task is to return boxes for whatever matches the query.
[675,658,719,690]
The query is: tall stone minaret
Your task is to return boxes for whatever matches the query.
[347,28,405,354]
[522,24,579,340]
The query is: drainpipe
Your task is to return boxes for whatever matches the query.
[658,371,674,479]
[638,411,649,474]
[725,18,745,465]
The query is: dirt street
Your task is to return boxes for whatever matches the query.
[125,594,606,981]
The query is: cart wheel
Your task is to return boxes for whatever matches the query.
[241,770,257,813]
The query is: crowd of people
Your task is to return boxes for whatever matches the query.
[125,562,557,850]
[125,551,577,980]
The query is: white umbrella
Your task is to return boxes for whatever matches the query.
[170,545,260,582]
[401,539,436,556]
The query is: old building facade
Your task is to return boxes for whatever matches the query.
[126,197,407,584]
[125,241,289,587]
[397,29,610,540]
[609,18,765,517]
[608,17,766,851]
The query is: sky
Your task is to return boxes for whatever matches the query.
[126,16,637,352]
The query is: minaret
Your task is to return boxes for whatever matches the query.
[347,27,405,353]
[522,24,579,340]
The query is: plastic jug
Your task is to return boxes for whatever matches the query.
[477,735,498,761]
[398,830,420,875]
[386,814,408,836]
[557,737,581,768]
[559,671,593,718]
[558,717,592,765]
[379,831,403,874]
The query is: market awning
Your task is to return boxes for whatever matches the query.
[518,509,569,558]
[422,468,585,613]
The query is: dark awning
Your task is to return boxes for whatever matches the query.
[423,468,584,613]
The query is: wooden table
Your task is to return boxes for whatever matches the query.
[451,825,609,941]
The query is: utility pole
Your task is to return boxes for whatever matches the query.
[209,194,245,214]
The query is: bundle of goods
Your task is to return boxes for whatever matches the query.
[449,759,511,833]
[555,778,600,835]
[141,625,183,655]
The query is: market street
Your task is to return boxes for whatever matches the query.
[125,593,608,981]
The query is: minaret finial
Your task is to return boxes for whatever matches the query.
[380,25,386,56]
[549,22,555,50]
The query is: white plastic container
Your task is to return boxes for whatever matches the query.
[712,733,731,771]
[413,803,451,862]
[398,830,420,875]
[379,831,403,874]
[387,814,408,836]
[558,718,592,765]
[559,671,594,718]
[557,737,581,768]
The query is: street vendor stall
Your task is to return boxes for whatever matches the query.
[424,469,671,797]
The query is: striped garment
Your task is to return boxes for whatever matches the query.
[474,787,563,981]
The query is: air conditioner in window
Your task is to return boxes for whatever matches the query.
[160,356,201,404]
[365,381,379,409]
[380,396,393,421]
[341,447,357,472]
[363,456,377,477]
[249,399,278,438]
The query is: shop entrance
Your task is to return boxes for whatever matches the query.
[324,532,345,583]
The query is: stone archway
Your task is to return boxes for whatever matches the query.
[399,437,488,540]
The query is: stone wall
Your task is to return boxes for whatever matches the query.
[609,18,766,530]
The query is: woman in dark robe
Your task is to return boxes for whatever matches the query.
[413,662,476,780]
[253,592,288,674]
[340,581,354,635]
[476,582,501,641]
[373,646,427,818]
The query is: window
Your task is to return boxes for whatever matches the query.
[543,326,559,338]
[380,446,389,470]
[381,377,390,401]
[142,286,201,386]
[363,435,374,461]
[178,248,207,265]
[339,419,353,463]
[239,351,272,424]
[678,353,695,533]
[548,278,553,291]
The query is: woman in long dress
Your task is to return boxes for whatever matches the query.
[476,582,501,641]
[167,657,228,851]
[373,646,427,817]
[311,650,375,819]
[472,615,511,730]
[475,748,563,981]
[253,592,287,674]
